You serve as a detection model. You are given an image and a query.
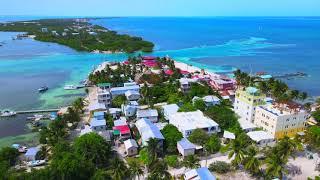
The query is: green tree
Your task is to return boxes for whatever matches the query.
[161,124,183,154]
[312,110,320,123]
[305,126,320,150]
[111,95,127,108]
[51,152,95,180]
[205,134,221,154]
[72,97,85,113]
[265,152,288,179]
[73,133,111,168]
[243,145,261,175]
[147,160,171,180]
[108,157,129,180]
[127,157,144,180]
[209,161,232,174]
[188,129,209,146]
[204,105,240,132]
[228,133,251,167]
[139,148,152,167]
[91,169,111,180]
[146,138,162,162]
[182,155,200,169]
[193,99,206,111]
[0,147,19,166]
[164,155,180,168]
[178,102,197,112]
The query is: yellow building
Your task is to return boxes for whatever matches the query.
[234,87,266,123]
[254,102,308,139]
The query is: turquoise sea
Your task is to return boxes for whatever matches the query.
[0,16,320,139]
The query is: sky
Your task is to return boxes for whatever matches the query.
[1,0,320,17]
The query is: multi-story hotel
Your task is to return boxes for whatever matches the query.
[254,102,308,139]
[234,87,266,123]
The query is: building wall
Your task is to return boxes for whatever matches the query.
[255,107,308,139]
[177,144,195,157]
[234,89,265,123]
[126,147,138,156]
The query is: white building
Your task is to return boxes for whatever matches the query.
[234,87,266,123]
[162,104,179,120]
[110,85,140,97]
[192,95,220,107]
[122,101,139,117]
[184,167,216,180]
[109,108,121,119]
[169,110,220,137]
[90,118,107,131]
[137,109,158,123]
[135,118,164,146]
[254,102,308,139]
[177,138,196,157]
[247,131,275,147]
[179,78,197,93]
[125,90,140,101]
[97,90,111,107]
[124,139,139,156]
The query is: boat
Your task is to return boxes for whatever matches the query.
[26,160,46,167]
[0,110,17,117]
[12,144,28,153]
[64,85,78,90]
[38,86,48,93]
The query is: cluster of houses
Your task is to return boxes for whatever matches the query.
[80,57,311,179]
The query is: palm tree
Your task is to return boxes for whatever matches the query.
[127,158,144,180]
[277,136,302,160]
[265,153,288,179]
[146,138,162,161]
[182,155,200,169]
[148,159,171,180]
[299,92,308,101]
[108,157,129,180]
[228,133,250,167]
[72,97,84,113]
[243,145,261,175]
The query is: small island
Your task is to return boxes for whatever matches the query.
[0,18,154,53]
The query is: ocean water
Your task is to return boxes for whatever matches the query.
[0,17,320,139]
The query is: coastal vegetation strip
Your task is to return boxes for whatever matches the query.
[0,18,154,53]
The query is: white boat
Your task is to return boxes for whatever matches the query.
[26,160,46,167]
[64,85,78,90]
[0,110,17,117]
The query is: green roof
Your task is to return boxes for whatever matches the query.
[113,130,120,135]
[97,83,111,87]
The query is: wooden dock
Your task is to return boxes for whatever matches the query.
[16,109,60,114]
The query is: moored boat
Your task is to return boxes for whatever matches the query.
[38,86,48,93]
[26,160,46,167]
[64,85,78,90]
[0,110,17,117]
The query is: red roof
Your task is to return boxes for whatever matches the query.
[165,69,174,75]
[143,61,158,67]
[180,70,189,75]
[123,61,129,65]
[142,56,156,60]
[113,125,130,135]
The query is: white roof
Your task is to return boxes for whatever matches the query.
[88,102,106,111]
[109,108,121,114]
[247,131,274,142]
[114,118,127,126]
[154,122,168,130]
[135,118,164,145]
[238,119,257,130]
[124,139,138,150]
[90,118,106,127]
[223,131,235,139]
[203,95,220,103]
[179,78,197,84]
[137,109,158,118]
[162,104,179,115]
[125,90,140,97]
[169,110,219,131]
[110,85,140,92]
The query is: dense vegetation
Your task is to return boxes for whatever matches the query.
[0,19,154,53]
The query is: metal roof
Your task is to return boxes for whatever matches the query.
[135,118,164,145]
[247,131,274,142]
[137,109,158,118]
[177,138,196,150]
